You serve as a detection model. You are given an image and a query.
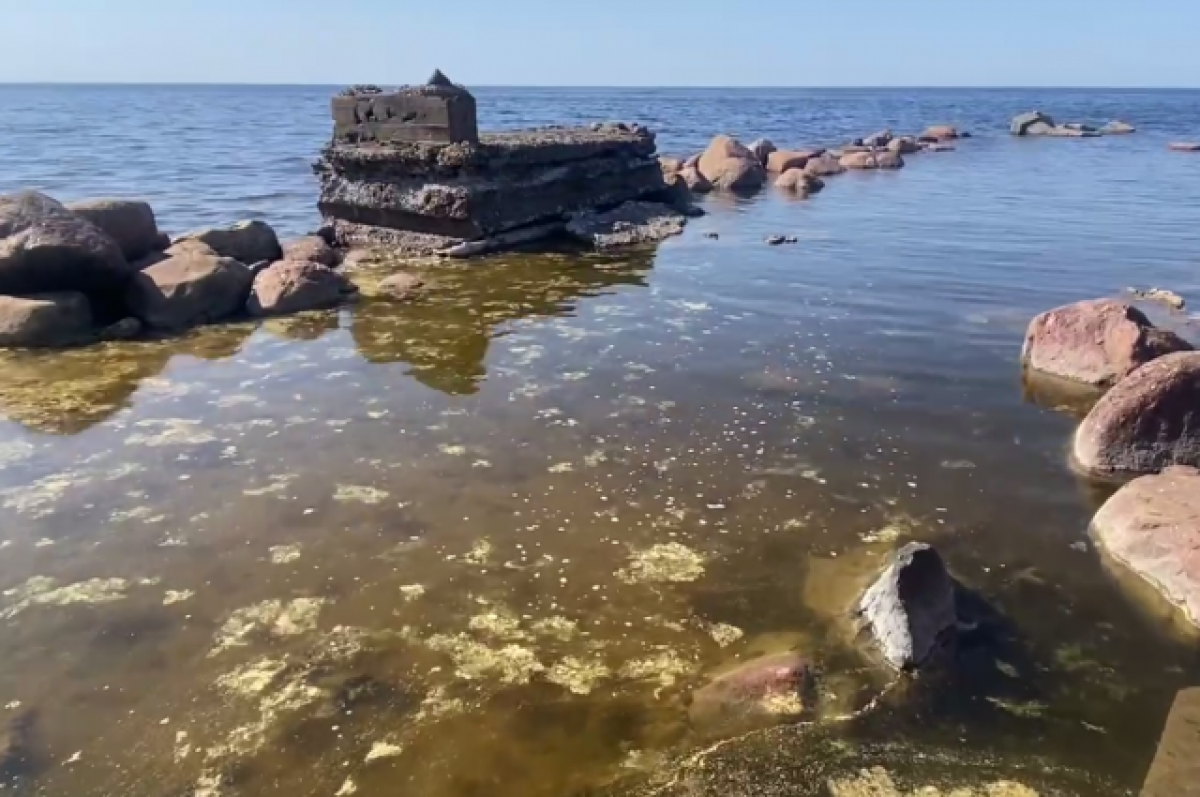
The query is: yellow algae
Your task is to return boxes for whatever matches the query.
[164,589,195,605]
[619,649,696,688]
[426,633,544,684]
[125,418,217,447]
[759,691,806,715]
[210,598,326,655]
[438,444,467,456]
[243,474,295,497]
[414,685,467,722]
[364,740,404,763]
[468,608,530,641]
[335,777,358,796]
[2,473,87,518]
[269,545,302,565]
[173,730,193,763]
[617,543,706,584]
[985,697,1048,719]
[462,539,493,565]
[547,656,611,695]
[1,576,129,619]
[0,440,34,469]
[548,462,575,473]
[334,485,390,504]
[828,768,1039,797]
[399,584,425,602]
[707,622,745,648]
[216,658,289,697]
[214,394,259,408]
[532,615,579,641]
[583,450,608,467]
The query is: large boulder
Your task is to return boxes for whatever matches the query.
[565,201,686,250]
[1074,352,1200,477]
[774,169,824,194]
[765,150,811,173]
[126,253,253,330]
[689,652,815,729]
[282,235,340,268]
[65,199,161,262]
[803,155,847,177]
[1011,111,1057,136]
[174,220,282,265]
[0,191,132,301]
[857,542,957,671]
[0,292,93,348]
[840,151,905,170]
[1021,299,1192,387]
[1091,467,1200,629]
[697,136,767,191]
[246,260,358,317]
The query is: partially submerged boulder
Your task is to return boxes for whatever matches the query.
[1169,142,1200,152]
[376,273,425,302]
[1091,467,1200,630]
[697,135,767,191]
[246,260,358,317]
[126,253,253,330]
[840,151,905,170]
[66,198,162,262]
[282,235,340,268]
[748,138,777,166]
[0,190,132,301]
[887,137,921,155]
[1074,352,1200,477]
[0,292,93,348]
[765,150,810,173]
[920,125,960,140]
[1100,120,1136,135]
[861,129,893,148]
[689,652,815,729]
[565,201,686,250]
[857,542,957,671]
[1021,299,1192,387]
[174,220,282,265]
[1010,111,1056,136]
[774,169,824,194]
[804,155,847,177]
[679,166,712,194]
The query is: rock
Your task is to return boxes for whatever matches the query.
[0,292,93,348]
[1129,287,1186,311]
[0,710,35,778]
[1169,142,1200,152]
[165,239,219,258]
[66,199,161,263]
[376,273,424,302]
[0,190,132,302]
[920,125,960,140]
[1021,299,1192,387]
[679,166,712,194]
[774,169,824,194]
[99,317,142,341]
[1047,126,1102,138]
[659,156,683,175]
[748,139,777,166]
[703,232,719,240]
[765,150,810,173]
[656,174,705,217]
[1073,352,1200,477]
[246,260,272,279]
[887,137,921,154]
[697,135,767,191]
[1010,111,1056,135]
[1141,687,1200,796]
[922,142,957,153]
[1025,121,1057,136]
[857,542,957,671]
[683,154,702,169]
[174,220,282,265]
[246,260,358,317]
[766,235,785,246]
[803,156,847,177]
[1100,120,1136,135]
[862,129,893,147]
[282,235,340,268]
[126,253,253,330]
[1092,467,1200,630]
[840,152,905,170]
[874,151,905,169]
[689,652,815,727]
[565,201,686,250]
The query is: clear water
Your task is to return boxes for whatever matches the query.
[0,86,1199,796]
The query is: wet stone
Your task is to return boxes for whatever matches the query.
[857,542,957,671]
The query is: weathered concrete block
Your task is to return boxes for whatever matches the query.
[332,76,478,144]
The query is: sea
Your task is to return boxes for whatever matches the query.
[0,85,1198,797]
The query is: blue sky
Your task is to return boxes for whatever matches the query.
[4,1,1199,86]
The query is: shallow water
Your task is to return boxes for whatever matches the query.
[1,86,1200,795]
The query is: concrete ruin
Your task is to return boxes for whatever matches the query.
[314,71,687,257]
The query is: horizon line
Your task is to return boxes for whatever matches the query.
[1,81,1199,91]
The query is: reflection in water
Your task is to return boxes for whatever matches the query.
[0,227,1192,796]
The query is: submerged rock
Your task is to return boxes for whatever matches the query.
[920,125,961,140]
[282,235,340,268]
[857,542,957,671]
[565,201,686,250]
[1091,467,1200,629]
[125,253,253,330]
[697,135,767,191]
[774,169,824,194]
[246,260,358,317]
[0,292,93,348]
[0,710,36,779]
[689,652,815,729]
[1021,299,1192,387]
[174,220,282,265]
[1074,352,1200,477]
[0,190,132,302]
[65,198,162,263]
[1010,111,1056,136]
[375,272,424,302]
[1100,120,1136,135]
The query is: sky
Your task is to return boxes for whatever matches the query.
[3,1,1199,87]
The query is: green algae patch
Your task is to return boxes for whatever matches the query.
[210,597,326,655]
[334,485,390,504]
[547,656,612,695]
[1,575,131,618]
[618,543,705,584]
[426,632,545,684]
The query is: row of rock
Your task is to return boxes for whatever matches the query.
[1021,297,1200,632]
[660,125,966,198]
[1009,111,1136,138]
[0,191,416,349]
